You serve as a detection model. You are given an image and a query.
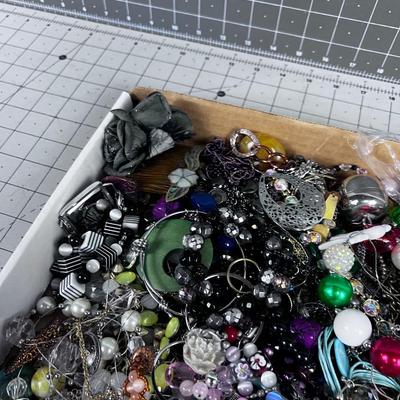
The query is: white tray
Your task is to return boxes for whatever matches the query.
[0,92,133,360]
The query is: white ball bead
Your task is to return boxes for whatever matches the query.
[70,298,91,319]
[58,243,73,257]
[96,199,109,211]
[260,371,277,389]
[109,208,122,221]
[101,337,119,361]
[242,342,258,358]
[333,309,372,347]
[323,244,355,274]
[86,259,100,274]
[121,310,141,332]
[391,244,400,269]
[61,301,73,317]
[110,243,123,256]
[110,371,127,391]
[36,296,57,315]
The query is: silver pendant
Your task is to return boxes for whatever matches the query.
[259,172,325,231]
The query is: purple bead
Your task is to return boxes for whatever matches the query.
[217,381,233,396]
[237,380,253,396]
[152,196,181,221]
[225,346,241,363]
[192,381,209,399]
[179,380,194,397]
[290,317,323,350]
[166,362,195,388]
[207,389,223,400]
[216,366,232,383]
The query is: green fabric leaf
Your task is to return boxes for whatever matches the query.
[166,185,189,202]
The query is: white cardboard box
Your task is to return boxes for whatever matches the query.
[0,92,133,360]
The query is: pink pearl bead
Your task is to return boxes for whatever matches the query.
[128,370,139,382]
[129,394,141,400]
[130,378,146,393]
[179,379,194,397]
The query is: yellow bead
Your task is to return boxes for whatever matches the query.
[154,364,168,389]
[31,367,65,398]
[323,192,340,220]
[313,224,330,241]
[160,336,170,360]
[239,132,286,159]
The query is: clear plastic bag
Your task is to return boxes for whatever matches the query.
[354,132,400,204]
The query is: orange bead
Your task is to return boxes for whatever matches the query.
[239,132,286,159]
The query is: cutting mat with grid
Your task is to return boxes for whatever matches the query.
[0,2,399,268]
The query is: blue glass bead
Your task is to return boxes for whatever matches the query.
[334,338,350,378]
[217,234,237,253]
[190,192,217,212]
[265,391,284,400]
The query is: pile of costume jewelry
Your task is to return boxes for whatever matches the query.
[1,92,400,400]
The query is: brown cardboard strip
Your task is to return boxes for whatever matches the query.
[132,87,400,170]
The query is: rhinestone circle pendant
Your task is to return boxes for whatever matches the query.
[259,172,325,231]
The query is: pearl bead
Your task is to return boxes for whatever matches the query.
[260,371,277,388]
[111,243,123,256]
[179,380,194,397]
[36,296,56,315]
[333,309,372,347]
[96,198,109,211]
[126,378,145,393]
[323,244,354,274]
[192,381,208,399]
[101,337,119,361]
[109,208,122,221]
[86,259,100,274]
[70,298,91,319]
[58,243,73,257]
[61,300,73,317]
[121,310,141,332]
[225,346,241,363]
[237,380,253,396]
[391,244,400,269]
[243,342,258,358]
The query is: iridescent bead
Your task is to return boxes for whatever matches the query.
[179,380,194,397]
[224,223,240,238]
[322,244,354,274]
[192,381,209,399]
[237,380,253,396]
[225,346,241,363]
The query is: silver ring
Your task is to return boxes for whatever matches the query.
[229,128,260,158]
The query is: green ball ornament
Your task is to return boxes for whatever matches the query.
[318,274,353,308]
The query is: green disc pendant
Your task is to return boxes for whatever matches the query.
[318,274,353,308]
[137,219,213,292]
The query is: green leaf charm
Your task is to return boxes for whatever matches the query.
[166,185,189,202]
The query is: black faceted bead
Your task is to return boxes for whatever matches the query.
[180,250,201,267]
[178,287,196,304]
[189,264,207,282]
[197,280,213,297]
[174,266,193,286]
[238,295,257,313]
[76,270,91,283]
[206,313,224,329]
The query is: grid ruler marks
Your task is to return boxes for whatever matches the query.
[0,2,399,268]
[3,0,400,82]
